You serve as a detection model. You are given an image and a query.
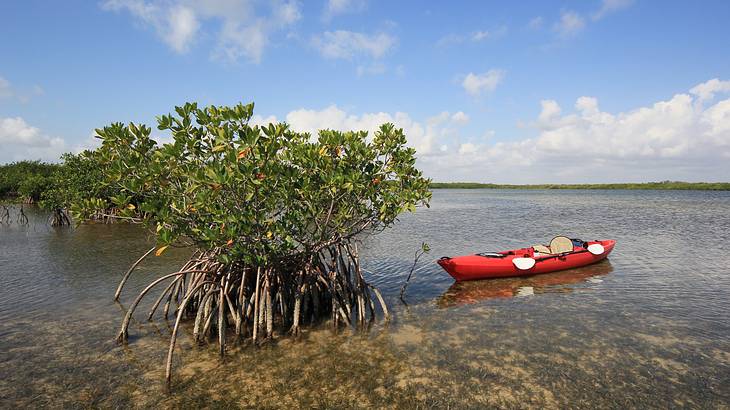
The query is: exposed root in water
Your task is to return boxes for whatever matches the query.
[0,205,10,224]
[115,241,388,388]
[49,208,72,227]
[114,247,156,301]
[17,206,28,225]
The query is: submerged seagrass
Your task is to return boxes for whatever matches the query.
[72,101,431,386]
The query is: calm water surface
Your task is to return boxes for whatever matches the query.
[1,190,729,408]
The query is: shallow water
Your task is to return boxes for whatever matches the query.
[1,190,729,408]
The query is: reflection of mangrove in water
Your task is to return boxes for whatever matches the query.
[437,260,614,308]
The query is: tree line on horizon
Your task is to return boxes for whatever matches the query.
[429,181,730,190]
[3,162,729,212]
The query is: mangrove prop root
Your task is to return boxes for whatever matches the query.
[17,206,29,225]
[50,208,72,227]
[114,247,156,301]
[0,205,10,224]
[115,241,388,386]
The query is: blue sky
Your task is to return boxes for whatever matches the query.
[1,0,730,182]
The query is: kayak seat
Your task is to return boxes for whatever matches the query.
[549,236,574,254]
[532,244,551,254]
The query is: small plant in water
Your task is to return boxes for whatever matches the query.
[74,101,431,386]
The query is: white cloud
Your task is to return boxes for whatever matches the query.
[458,143,477,154]
[690,78,730,103]
[280,106,472,156]
[462,69,505,97]
[544,1,632,45]
[5,79,730,183]
[471,31,489,41]
[0,117,67,162]
[322,0,366,21]
[0,117,44,145]
[592,0,634,21]
[215,20,268,63]
[163,5,199,53]
[275,0,302,24]
[538,100,562,123]
[312,30,396,60]
[101,0,301,63]
[554,10,585,37]
[421,79,730,183]
[471,26,507,42]
[250,81,726,183]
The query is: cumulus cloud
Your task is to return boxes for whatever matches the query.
[422,79,730,183]
[0,117,67,163]
[554,10,585,37]
[312,30,396,60]
[255,105,470,157]
[462,69,505,97]
[247,81,727,183]
[101,0,301,63]
[537,100,562,123]
[690,78,730,103]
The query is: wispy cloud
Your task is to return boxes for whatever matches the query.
[0,77,12,99]
[528,16,543,30]
[0,75,44,103]
[553,10,585,37]
[592,0,634,21]
[435,33,463,48]
[356,62,387,76]
[312,30,396,60]
[548,1,633,41]
[101,0,302,64]
[436,25,507,47]
[322,0,366,21]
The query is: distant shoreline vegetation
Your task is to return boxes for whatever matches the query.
[3,160,730,204]
[430,181,730,191]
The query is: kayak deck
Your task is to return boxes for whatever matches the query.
[438,239,615,281]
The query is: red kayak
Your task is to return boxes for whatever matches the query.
[437,237,616,282]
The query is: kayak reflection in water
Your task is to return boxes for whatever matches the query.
[437,260,613,308]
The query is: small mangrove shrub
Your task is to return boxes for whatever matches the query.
[75,101,431,385]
